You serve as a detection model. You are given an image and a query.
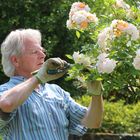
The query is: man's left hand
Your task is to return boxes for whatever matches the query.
[86,81,103,96]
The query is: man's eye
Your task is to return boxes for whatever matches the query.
[31,50,38,54]
[29,49,47,55]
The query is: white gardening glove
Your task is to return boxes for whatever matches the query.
[86,81,103,96]
[33,58,68,83]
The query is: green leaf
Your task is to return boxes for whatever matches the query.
[76,31,80,39]
[65,54,73,60]
[96,77,103,81]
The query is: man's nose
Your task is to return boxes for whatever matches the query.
[38,49,47,58]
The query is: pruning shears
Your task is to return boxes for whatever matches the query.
[47,63,71,74]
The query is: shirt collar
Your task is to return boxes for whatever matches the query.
[9,76,27,85]
[9,76,45,87]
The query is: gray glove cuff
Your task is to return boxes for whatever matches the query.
[87,90,102,96]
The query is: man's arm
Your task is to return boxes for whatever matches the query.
[0,77,39,113]
[0,58,68,113]
[81,95,104,128]
[81,81,104,128]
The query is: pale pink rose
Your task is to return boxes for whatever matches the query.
[124,24,140,40]
[133,49,140,70]
[97,59,116,73]
[133,57,140,70]
[72,11,87,24]
[97,27,114,49]
[111,20,139,40]
[73,52,80,61]
[111,20,128,31]
[97,53,109,61]
[97,53,117,73]
[117,21,128,30]
[111,19,118,27]
[86,13,98,23]
[66,20,73,29]
[72,52,91,66]
[67,2,98,30]
[101,58,117,73]
[97,28,109,49]
[136,49,140,56]
[116,0,130,9]
[71,2,90,13]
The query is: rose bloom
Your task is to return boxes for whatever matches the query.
[86,13,98,23]
[97,27,111,49]
[72,11,87,24]
[116,0,130,9]
[111,20,128,37]
[97,53,109,61]
[116,20,128,30]
[71,11,88,29]
[133,49,140,70]
[70,2,90,13]
[136,49,140,56]
[133,57,140,70]
[124,23,140,40]
[67,11,88,29]
[66,20,73,29]
[97,53,117,74]
[67,10,98,29]
[67,2,98,30]
[73,52,91,66]
[110,20,139,40]
[111,20,128,30]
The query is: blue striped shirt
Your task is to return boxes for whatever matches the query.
[0,76,87,140]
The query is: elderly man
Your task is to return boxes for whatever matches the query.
[0,29,104,140]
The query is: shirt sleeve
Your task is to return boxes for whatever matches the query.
[54,85,88,136]
[67,96,88,136]
[0,84,17,132]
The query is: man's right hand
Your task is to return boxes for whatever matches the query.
[33,58,68,83]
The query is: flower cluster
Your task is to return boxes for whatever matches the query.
[133,49,140,70]
[66,2,98,30]
[72,51,117,74]
[97,19,139,76]
[98,20,139,51]
[66,1,140,85]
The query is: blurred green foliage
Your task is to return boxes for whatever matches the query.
[76,95,140,134]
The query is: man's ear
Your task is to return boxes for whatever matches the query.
[10,55,19,67]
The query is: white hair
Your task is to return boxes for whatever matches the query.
[1,29,42,77]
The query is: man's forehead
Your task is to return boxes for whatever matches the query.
[24,37,39,46]
[23,37,41,50]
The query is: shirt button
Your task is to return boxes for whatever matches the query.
[53,128,56,132]
[48,112,51,116]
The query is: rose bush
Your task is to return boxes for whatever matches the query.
[66,0,140,102]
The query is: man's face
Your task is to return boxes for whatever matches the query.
[13,38,46,78]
